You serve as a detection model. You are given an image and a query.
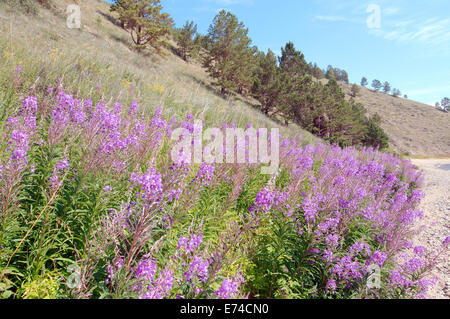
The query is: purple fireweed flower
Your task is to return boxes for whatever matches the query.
[135,257,157,283]
[192,163,215,186]
[130,167,163,202]
[186,255,209,282]
[413,246,426,257]
[177,234,203,254]
[106,256,124,285]
[368,251,387,268]
[49,158,70,190]
[326,279,337,294]
[129,101,139,115]
[443,237,450,246]
[254,187,288,213]
[215,276,243,299]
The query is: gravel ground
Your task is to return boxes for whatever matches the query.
[411,158,450,299]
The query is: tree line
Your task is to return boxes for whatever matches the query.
[109,1,389,150]
[360,77,407,98]
[435,98,450,112]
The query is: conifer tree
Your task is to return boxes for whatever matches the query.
[351,84,360,97]
[392,88,401,97]
[363,119,389,150]
[361,77,368,87]
[203,10,253,95]
[279,42,309,78]
[252,49,285,115]
[110,0,174,51]
[175,20,198,61]
[383,81,391,94]
[325,65,336,81]
[340,70,349,84]
[441,97,450,112]
[371,79,382,92]
[308,63,324,79]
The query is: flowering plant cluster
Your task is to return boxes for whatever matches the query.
[0,80,447,300]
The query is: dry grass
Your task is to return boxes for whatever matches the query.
[339,83,450,157]
[0,0,316,143]
[2,1,446,157]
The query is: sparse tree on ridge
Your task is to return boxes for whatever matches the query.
[383,81,391,94]
[441,97,450,112]
[325,65,349,83]
[392,88,401,97]
[361,77,368,87]
[340,70,349,84]
[325,66,336,81]
[372,79,382,92]
[308,62,324,79]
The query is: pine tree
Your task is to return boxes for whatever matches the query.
[351,84,360,97]
[383,81,391,94]
[371,79,382,92]
[110,0,174,52]
[371,113,382,124]
[203,10,253,95]
[251,49,285,115]
[279,42,309,78]
[441,97,450,112]
[325,65,336,81]
[175,20,198,61]
[340,70,349,84]
[363,119,389,150]
[308,63,324,79]
[361,77,368,87]
[392,88,401,97]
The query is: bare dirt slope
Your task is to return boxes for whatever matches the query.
[411,158,450,299]
[340,84,450,157]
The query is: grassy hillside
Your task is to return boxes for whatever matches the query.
[0,0,315,143]
[339,83,450,157]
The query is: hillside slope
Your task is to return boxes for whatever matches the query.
[1,1,447,156]
[340,83,450,157]
[0,0,315,142]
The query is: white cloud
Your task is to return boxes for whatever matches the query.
[315,15,348,22]
[370,18,450,46]
[383,7,400,16]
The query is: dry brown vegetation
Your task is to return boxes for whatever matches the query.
[340,83,450,157]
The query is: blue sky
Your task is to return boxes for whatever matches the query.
[108,0,450,106]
